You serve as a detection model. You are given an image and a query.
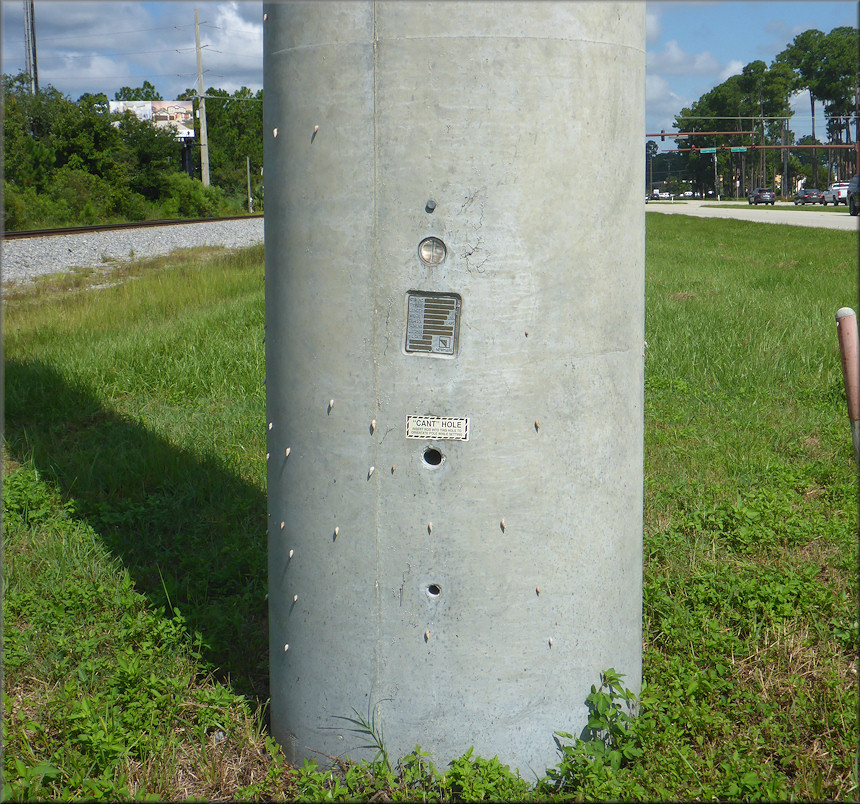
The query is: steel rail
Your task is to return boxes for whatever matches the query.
[3,213,264,241]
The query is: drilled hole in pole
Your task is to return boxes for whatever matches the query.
[427,584,441,597]
[423,447,443,467]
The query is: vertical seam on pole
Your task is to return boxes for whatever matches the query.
[371,0,382,718]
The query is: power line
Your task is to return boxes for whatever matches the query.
[195,93,262,101]
[3,48,198,63]
[22,72,203,82]
[35,23,195,43]
[675,115,793,121]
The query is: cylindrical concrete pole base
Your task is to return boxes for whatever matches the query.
[264,1,645,774]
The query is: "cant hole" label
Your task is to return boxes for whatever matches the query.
[405,416,470,441]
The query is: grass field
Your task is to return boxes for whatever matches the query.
[3,218,858,800]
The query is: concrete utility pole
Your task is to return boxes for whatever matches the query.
[23,0,38,94]
[247,156,252,212]
[713,152,719,200]
[264,1,644,775]
[855,80,860,175]
[195,8,210,187]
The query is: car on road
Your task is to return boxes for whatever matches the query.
[793,188,824,205]
[822,182,850,205]
[749,188,775,205]
[848,176,860,216]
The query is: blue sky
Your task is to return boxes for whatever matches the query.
[2,2,856,143]
[646,1,857,143]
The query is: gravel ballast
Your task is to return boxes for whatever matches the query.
[2,218,265,286]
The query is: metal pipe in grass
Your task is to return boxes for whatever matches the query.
[835,307,860,462]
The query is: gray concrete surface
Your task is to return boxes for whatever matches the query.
[646,199,859,232]
[265,1,644,774]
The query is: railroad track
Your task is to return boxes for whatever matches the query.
[3,214,264,240]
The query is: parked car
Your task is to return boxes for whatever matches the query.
[822,182,850,205]
[793,188,824,205]
[848,175,860,216]
[749,188,775,205]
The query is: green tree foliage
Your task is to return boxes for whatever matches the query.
[776,29,826,139]
[671,26,857,196]
[645,140,659,190]
[179,85,264,206]
[818,27,858,179]
[2,73,248,229]
[112,112,183,201]
[51,97,123,179]
[114,81,163,101]
[777,26,858,183]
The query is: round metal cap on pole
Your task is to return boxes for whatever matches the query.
[264,1,645,774]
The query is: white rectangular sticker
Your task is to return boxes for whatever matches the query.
[406,415,470,441]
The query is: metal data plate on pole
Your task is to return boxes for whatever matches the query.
[264,2,645,774]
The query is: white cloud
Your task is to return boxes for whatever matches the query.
[718,60,744,82]
[646,74,687,121]
[647,40,721,76]
[200,1,264,92]
[2,1,263,100]
[646,11,662,46]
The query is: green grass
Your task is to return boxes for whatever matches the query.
[3,220,858,800]
[639,214,858,800]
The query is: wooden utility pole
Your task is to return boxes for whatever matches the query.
[195,8,210,187]
[23,0,38,94]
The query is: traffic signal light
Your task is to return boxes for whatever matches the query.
[661,130,665,142]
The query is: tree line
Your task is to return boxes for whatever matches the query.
[3,74,263,230]
[648,26,858,197]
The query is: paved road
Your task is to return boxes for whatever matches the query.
[646,199,859,232]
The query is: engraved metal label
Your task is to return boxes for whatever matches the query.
[405,291,461,356]
[406,416,470,441]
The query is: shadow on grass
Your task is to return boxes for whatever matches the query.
[4,358,269,701]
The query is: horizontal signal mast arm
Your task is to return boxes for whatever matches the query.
[662,143,859,153]
[646,131,758,138]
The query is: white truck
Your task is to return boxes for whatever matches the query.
[822,182,850,205]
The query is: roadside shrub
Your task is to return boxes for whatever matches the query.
[160,172,229,218]
[4,181,73,229]
[48,167,114,225]
[4,181,33,229]
[109,186,150,222]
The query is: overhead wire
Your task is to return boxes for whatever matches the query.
[35,23,196,42]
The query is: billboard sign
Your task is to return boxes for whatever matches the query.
[109,100,195,141]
